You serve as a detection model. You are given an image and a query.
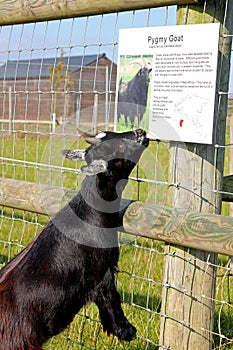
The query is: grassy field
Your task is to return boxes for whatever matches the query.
[0,129,232,349]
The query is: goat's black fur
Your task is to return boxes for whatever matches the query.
[117,66,152,127]
[0,129,149,350]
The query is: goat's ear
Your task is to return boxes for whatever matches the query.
[81,160,108,176]
[85,136,100,146]
[62,149,86,161]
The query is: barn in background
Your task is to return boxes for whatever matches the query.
[0,53,117,130]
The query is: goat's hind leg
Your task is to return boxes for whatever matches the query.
[94,270,136,342]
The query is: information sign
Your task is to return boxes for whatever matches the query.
[116,23,220,144]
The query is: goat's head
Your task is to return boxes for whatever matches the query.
[62,129,149,181]
[131,58,152,87]
[137,66,152,86]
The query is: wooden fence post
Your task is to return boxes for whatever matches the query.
[159,1,233,349]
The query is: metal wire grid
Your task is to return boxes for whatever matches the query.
[0,3,232,349]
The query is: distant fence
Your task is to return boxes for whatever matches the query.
[0,1,233,350]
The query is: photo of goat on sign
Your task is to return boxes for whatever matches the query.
[116,55,152,131]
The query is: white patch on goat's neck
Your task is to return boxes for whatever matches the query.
[70,150,86,160]
[96,132,107,139]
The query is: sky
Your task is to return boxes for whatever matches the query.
[0,5,232,93]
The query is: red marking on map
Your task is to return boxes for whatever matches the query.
[179,119,184,127]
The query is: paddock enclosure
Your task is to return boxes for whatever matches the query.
[0,1,233,349]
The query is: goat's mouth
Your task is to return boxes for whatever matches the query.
[134,129,149,147]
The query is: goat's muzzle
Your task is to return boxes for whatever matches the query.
[134,129,149,147]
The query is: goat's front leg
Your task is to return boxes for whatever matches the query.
[94,269,136,342]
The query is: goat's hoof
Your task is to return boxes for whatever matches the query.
[116,324,137,342]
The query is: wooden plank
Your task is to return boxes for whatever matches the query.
[0,178,233,256]
[0,0,199,25]
[0,177,74,216]
[123,201,233,256]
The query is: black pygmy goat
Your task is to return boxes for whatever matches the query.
[117,60,152,127]
[0,129,149,350]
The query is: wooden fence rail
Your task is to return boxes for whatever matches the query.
[0,177,73,216]
[0,177,233,257]
[0,0,199,26]
[123,201,233,256]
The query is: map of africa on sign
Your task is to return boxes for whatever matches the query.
[116,23,220,144]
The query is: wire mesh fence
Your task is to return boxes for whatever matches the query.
[0,2,232,349]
